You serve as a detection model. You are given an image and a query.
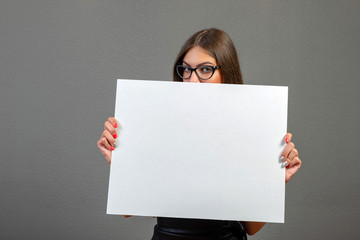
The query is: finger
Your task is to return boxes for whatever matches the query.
[101,136,114,151]
[104,121,117,138]
[285,157,302,183]
[108,117,118,129]
[289,156,302,169]
[288,148,298,161]
[285,132,292,144]
[284,148,298,168]
[97,139,112,163]
[282,157,291,168]
[283,148,299,168]
[97,139,103,150]
[280,142,294,161]
[103,130,116,148]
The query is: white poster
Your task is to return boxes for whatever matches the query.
[107,79,288,223]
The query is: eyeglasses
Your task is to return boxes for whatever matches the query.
[176,65,221,80]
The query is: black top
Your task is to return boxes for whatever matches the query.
[153,217,247,240]
[157,217,230,235]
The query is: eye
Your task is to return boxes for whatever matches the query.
[183,67,192,72]
[199,66,213,73]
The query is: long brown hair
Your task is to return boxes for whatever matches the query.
[173,28,243,84]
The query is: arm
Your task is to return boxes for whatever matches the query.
[241,222,266,236]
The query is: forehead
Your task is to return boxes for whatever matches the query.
[183,46,217,65]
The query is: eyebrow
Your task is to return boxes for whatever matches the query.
[183,61,215,67]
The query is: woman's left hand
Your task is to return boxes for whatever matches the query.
[281,133,302,183]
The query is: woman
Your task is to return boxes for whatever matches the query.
[97,28,302,239]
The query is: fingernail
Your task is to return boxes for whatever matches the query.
[114,122,118,128]
[280,156,285,162]
[286,164,290,169]
[285,137,289,143]
[110,146,115,151]
[282,161,288,167]
[113,133,117,139]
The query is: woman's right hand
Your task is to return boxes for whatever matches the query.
[97,117,118,165]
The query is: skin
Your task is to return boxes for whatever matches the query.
[97,46,302,235]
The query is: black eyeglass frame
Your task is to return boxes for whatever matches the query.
[176,65,221,80]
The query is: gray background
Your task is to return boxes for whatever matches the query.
[1,0,359,239]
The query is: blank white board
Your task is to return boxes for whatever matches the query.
[107,79,288,223]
